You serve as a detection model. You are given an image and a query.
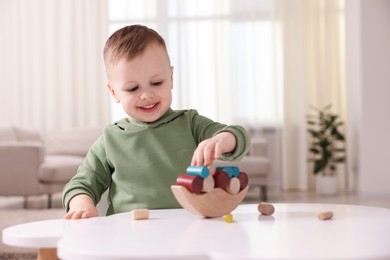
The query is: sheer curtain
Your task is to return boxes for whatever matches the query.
[0,0,111,130]
[278,0,347,191]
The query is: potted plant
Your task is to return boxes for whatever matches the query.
[306,104,346,195]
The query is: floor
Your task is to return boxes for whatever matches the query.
[1,188,389,210]
[245,187,390,209]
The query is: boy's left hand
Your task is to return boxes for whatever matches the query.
[191,132,236,166]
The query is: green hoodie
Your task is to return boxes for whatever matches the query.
[63,109,250,215]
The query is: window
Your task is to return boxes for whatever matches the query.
[108,0,281,125]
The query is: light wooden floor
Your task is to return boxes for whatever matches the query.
[245,187,390,209]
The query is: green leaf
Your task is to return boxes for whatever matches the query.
[314,158,328,174]
[308,129,321,138]
[334,157,346,163]
[331,128,345,141]
[309,147,321,154]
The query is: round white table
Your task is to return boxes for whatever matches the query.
[3,203,390,259]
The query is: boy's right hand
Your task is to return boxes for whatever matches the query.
[64,194,98,219]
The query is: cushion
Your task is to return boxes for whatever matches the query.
[0,125,17,142]
[39,155,85,183]
[14,127,43,143]
[44,127,102,156]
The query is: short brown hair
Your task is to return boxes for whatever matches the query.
[103,25,169,74]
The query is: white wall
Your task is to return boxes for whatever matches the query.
[347,0,390,197]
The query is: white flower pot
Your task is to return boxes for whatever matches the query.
[316,175,339,195]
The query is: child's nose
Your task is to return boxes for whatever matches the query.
[140,89,155,100]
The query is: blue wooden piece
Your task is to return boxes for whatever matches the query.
[186,166,209,179]
[216,166,240,178]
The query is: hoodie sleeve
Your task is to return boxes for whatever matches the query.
[188,109,251,162]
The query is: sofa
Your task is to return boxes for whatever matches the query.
[0,125,270,208]
[0,125,102,208]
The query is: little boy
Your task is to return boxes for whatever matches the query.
[63,25,250,219]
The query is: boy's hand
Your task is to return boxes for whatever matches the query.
[191,132,236,166]
[64,194,98,219]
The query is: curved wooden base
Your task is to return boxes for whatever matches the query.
[171,185,249,218]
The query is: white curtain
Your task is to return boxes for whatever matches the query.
[278,0,347,191]
[0,0,111,130]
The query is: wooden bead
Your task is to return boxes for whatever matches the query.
[224,213,233,223]
[225,177,240,194]
[258,202,275,216]
[213,170,230,189]
[201,174,215,193]
[238,172,249,190]
[186,166,209,179]
[132,209,149,220]
[318,211,334,220]
[176,174,203,194]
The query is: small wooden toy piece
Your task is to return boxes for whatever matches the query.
[216,166,239,178]
[132,209,149,220]
[257,202,275,216]
[213,170,230,189]
[171,185,249,218]
[318,211,334,220]
[201,174,215,193]
[238,172,249,190]
[186,166,209,179]
[176,174,203,194]
[225,177,240,194]
[224,213,233,223]
[208,165,216,176]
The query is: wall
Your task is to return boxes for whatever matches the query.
[348,0,390,197]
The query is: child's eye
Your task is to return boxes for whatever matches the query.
[151,81,163,87]
[128,86,139,92]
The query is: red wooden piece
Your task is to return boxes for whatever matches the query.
[213,170,230,190]
[176,174,203,194]
[238,172,249,190]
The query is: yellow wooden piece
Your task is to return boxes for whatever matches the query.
[224,213,233,223]
[37,248,58,260]
[171,185,249,218]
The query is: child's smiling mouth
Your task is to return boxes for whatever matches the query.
[138,102,159,112]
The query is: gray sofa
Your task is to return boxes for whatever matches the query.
[0,125,270,208]
[0,126,102,208]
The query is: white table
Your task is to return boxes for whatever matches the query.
[3,203,390,259]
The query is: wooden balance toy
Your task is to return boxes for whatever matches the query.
[171,166,249,218]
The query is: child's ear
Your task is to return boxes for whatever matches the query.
[170,66,174,89]
[107,83,120,103]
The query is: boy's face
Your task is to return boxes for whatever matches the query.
[107,44,173,123]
